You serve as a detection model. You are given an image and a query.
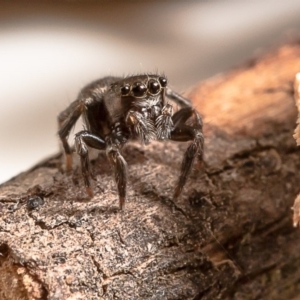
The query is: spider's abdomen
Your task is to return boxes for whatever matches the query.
[81,77,122,137]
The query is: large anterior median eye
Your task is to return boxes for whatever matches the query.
[148,79,161,95]
[121,84,131,96]
[132,82,147,97]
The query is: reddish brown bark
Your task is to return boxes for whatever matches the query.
[1,43,300,299]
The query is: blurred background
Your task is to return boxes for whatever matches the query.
[1,0,300,184]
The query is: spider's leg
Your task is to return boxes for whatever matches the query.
[58,100,85,171]
[74,130,106,197]
[106,147,128,210]
[166,87,192,108]
[170,107,204,199]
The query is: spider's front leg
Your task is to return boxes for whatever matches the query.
[75,129,128,209]
[166,87,192,108]
[58,100,85,171]
[106,144,128,210]
[75,131,106,197]
[170,107,204,199]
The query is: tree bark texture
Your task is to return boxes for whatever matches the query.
[1,43,300,300]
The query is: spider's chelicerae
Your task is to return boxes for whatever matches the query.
[58,74,204,209]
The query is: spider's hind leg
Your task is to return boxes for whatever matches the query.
[170,107,204,199]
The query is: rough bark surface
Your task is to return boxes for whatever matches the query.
[1,43,300,300]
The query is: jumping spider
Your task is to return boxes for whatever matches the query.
[58,74,204,209]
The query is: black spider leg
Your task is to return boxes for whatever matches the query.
[58,100,85,171]
[106,142,128,210]
[170,107,204,199]
[74,131,106,197]
[166,87,192,107]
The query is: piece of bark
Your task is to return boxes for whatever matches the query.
[1,43,300,300]
[293,73,300,146]
[292,73,300,227]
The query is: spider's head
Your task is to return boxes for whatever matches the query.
[119,75,168,99]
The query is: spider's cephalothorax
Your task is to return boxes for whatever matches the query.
[58,74,204,209]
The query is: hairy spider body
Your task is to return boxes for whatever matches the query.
[58,74,204,209]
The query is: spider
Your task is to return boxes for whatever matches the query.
[58,74,204,209]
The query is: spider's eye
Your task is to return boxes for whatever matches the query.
[121,84,131,96]
[132,82,147,97]
[159,77,167,87]
[148,79,160,95]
